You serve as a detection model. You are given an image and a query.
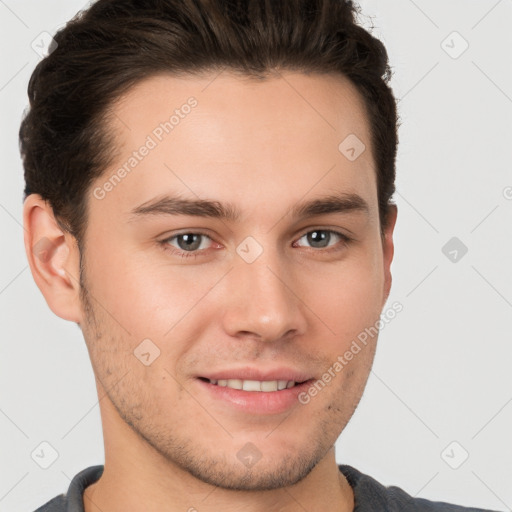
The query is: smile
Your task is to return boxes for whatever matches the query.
[207,378,299,392]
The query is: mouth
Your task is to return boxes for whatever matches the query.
[195,370,314,414]
[194,367,315,414]
[198,377,306,392]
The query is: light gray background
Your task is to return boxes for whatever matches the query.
[1,1,511,511]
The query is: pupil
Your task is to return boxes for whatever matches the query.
[308,230,329,248]
[178,234,201,251]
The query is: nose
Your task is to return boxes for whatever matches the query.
[221,248,308,343]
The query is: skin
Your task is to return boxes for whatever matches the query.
[24,70,397,512]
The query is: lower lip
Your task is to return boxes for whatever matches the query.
[195,379,314,415]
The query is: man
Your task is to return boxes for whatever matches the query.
[20,0,499,510]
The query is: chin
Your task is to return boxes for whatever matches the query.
[177,452,321,491]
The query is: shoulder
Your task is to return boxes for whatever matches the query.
[32,465,104,512]
[34,495,66,512]
[338,465,499,512]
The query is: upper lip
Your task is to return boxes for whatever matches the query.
[198,367,313,383]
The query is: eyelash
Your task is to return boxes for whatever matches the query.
[158,229,353,259]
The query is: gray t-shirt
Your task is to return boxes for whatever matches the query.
[34,464,499,511]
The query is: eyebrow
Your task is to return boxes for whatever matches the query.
[128,192,369,222]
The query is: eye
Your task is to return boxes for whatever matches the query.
[162,232,215,257]
[294,229,351,250]
[159,228,352,259]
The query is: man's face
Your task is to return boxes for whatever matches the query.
[78,71,395,490]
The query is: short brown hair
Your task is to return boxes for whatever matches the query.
[19,0,398,246]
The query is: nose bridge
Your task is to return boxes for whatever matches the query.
[222,243,307,341]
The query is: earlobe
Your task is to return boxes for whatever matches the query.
[23,194,83,323]
[382,204,398,306]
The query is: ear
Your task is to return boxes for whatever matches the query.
[381,204,398,307]
[23,194,83,323]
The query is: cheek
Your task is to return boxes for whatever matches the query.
[87,241,222,339]
[86,229,384,360]
[299,251,385,348]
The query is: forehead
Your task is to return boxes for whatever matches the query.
[93,70,377,223]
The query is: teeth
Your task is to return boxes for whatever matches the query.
[227,379,243,390]
[243,380,262,391]
[210,379,296,392]
[261,381,278,392]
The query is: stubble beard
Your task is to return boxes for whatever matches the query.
[77,264,353,492]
